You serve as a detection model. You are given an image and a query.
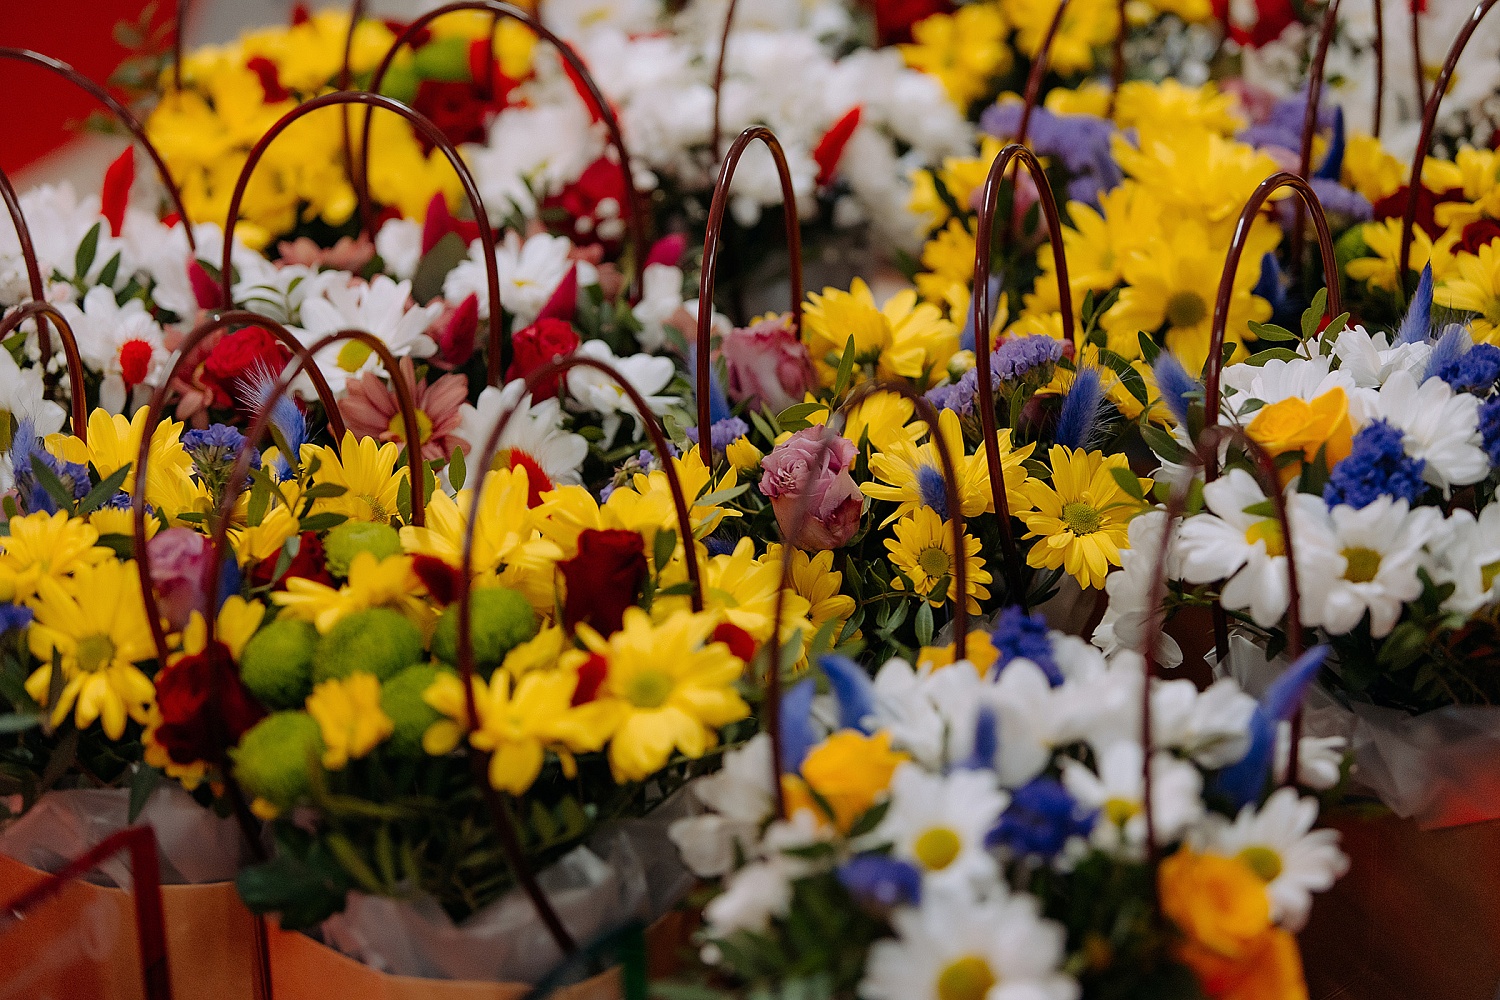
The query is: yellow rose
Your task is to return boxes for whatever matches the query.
[782,729,907,832]
[1245,388,1353,484]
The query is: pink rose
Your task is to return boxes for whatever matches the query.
[719,316,816,414]
[147,528,216,631]
[758,428,862,550]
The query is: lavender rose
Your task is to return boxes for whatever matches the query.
[719,316,816,414]
[147,527,215,631]
[758,427,863,550]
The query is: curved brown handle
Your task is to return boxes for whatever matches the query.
[0,301,89,440]
[0,48,196,255]
[1398,0,1500,300]
[219,90,505,382]
[0,163,57,362]
[708,0,741,161]
[1014,0,1071,149]
[970,143,1074,606]
[694,126,804,467]
[454,352,705,956]
[360,1,648,303]
[1203,172,1342,440]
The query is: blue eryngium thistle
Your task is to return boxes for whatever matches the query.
[1395,263,1434,346]
[239,363,307,479]
[1151,351,1200,427]
[1055,367,1105,450]
[1213,645,1330,808]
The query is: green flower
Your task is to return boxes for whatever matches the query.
[431,588,537,671]
[323,521,403,577]
[379,663,448,758]
[240,617,319,709]
[313,608,424,683]
[232,711,324,814]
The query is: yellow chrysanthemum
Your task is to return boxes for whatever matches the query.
[909,136,1008,230]
[864,409,1031,526]
[901,4,1011,108]
[1342,133,1406,203]
[803,278,960,386]
[767,544,857,633]
[1112,128,1281,231]
[48,409,197,521]
[918,630,1001,676]
[1346,218,1459,293]
[305,432,407,524]
[0,511,113,605]
[273,551,428,633]
[1439,242,1500,343]
[1112,80,1244,136]
[602,450,740,554]
[24,560,157,740]
[1045,81,1111,117]
[88,505,159,541]
[659,537,813,650]
[915,218,980,310]
[229,505,300,567]
[579,608,750,783]
[1433,147,1500,234]
[725,436,763,472]
[177,596,266,661]
[306,672,393,770]
[1019,446,1145,589]
[885,507,992,613]
[1004,0,1117,75]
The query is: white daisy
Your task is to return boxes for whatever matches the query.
[1431,505,1500,614]
[470,102,603,220]
[1197,787,1349,931]
[1295,496,1441,637]
[872,763,1009,892]
[1219,352,1353,408]
[1327,323,1431,388]
[296,273,441,396]
[564,339,678,446]
[1273,727,1347,792]
[443,231,595,326]
[632,263,686,353]
[59,285,168,414]
[456,380,588,488]
[0,348,65,490]
[1350,369,1487,493]
[861,884,1078,1000]
[1061,741,1204,855]
[700,859,793,940]
[669,734,775,878]
[1151,677,1256,769]
[373,217,423,282]
[1092,511,1184,667]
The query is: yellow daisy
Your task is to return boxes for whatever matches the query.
[1346,217,1460,294]
[0,511,113,605]
[1437,241,1500,343]
[1019,446,1145,589]
[1004,0,1117,75]
[803,278,960,386]
[900,3,1011,108]
[273,551,429,633]
[885,507,992,613]
[306,672,393,770]
[305,432,407,524]
[863,408,1031,526]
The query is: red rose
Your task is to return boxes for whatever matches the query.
[711,621,756,663]
[543,156,631,252]
[559,529,648,636]
[506,318,580,400]
[251,531,334,591]
[866,0,952,44]
[154,641,266,766]
[411,78,494,152]
[1460,218,1500,255]
[204,327,292,410]
[1371,184,1467,241]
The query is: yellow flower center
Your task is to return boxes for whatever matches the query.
[337,340,375,373]
[936,956,996,1000]
[1483,559,1500,593]
[386,408,434,445]
[913,827,963,871]
[76,633,116,674]
[625,669,674,709]
[1062,501,1102,536]
[1342,546,1382,583]
[1244,520,1285,557]
[918,544,952,579]
[1165,290,1208,329]
[1104,797,1140,826]
[1237,845,1283,883]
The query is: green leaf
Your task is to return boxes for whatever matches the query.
[298,512,349,533]
[30,455,76,514]
[1301,287,1329,341]
[914,599,934,647]
[128,765,163,822]
[1140,424,1188,464]
[1247,320,1299,343]
[1241,499,1277,519]
[74,222,101,280]
[247,474,270,529]
[324,832,385,895]
[1246,347,1302,366]
[776,401,826,427]
[653,527,678,573]
[75,463,132,516]
[396,477,412,523]
[695,483,750,507]
[410,231,468,305]
[448,445,467,491]
[300,483,348,500]
[97,251,122,290]
[832,334,858,399]
[846,799,891,839]
[422,459,437,503]
[0,714,42,734]
[1109,466,1146,501]
[1137,331,1161,365]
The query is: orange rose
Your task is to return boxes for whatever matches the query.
[1245,388,1353,485]
[782,729,907,832]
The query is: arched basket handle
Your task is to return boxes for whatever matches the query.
[1398,0,1500,300]
[1014,0,1071,149]
[970,143,1073,606]
[1203,172,1342,435]
[0,164,57,361]
[453,352,706,957]
[0,301,90,441]
[218,91,506,385]
[0,48,196,255]
[694,126,804,467]
[360,2,648,303]
[708,0,741,161]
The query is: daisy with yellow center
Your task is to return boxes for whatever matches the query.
[304,432,407,524]
[24,559,157,740]
[273,551,429,633]
[1433,147,1500,234]
[864,409,1031,527]
[306,672,393,771]
[1438,242,1500,343]
[580,608,750,783]
[1342,133,1407,203]
[1347,217,1460,293]
[177,595,266,661]
[48,408,197,521]
[1019,446,1146,589]
[229,505,300,568]
[803,279,960,386]
[0,511,113,605]
[1003,0,1117,75]
[900,3,1011,109]
[885,507,992,613]
[603,450,740,552]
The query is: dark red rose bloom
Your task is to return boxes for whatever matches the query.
[542,156,631,252]
[251,531,334,591]
[571,652,609,706]
[711,621,757,663]
[411,78,495,152]
[412,553,462,606]
[1210,0,1296,48]
[154,640,266,766]
[559,529,648,636]
[865,0,952,44]
[1372,185,1466,241]
[203,326,292,410]
[1460,218,1500,255]
[506,318,580,400]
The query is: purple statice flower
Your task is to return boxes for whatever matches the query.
[1271,178,1371,228]
[1239,87,1337,153]
[980,103,1121,207]
[926,376,977,418]
[1480,396,1500,466]
[599,450,660,502]
[1438,343,1500,395]
[990,605,1062,685]
[684,417,750,454]
[987,777,1095,859]
[1323,420,1427,509]
[993,335,1065,381]
[838,855,922,908]
[9,420,89,515]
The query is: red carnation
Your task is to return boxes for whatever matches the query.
[204,326,292,410]
[251,531,334,591]
[506,318,580,400]
[246,56,291,103]
[814,107,862,187]
[559,529,648,636]
[711,621,757,663]
[866,0,953,44]
[1459,218,1500,255]
[543,156,631,251]
[153,640,266,767]
[412,78,494,152]
[101,148,134,239]
[1371,184,1466,241]
[412,553,462,606]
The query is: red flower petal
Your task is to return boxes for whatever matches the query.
[101,148,134,239]
[571,652,609,706]
[412,554,463,606]
[813,107,861,188]
[711,621,757,663]
[246,55,291,103]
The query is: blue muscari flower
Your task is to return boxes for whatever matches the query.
[1055,367,1105,450]
[961,706,999,771]
[1395,264,1434,346]
[1152,352,1199,426]
[1438,343,1500,395]
[819,654,878,734]
[987,776,1096,859]
[10,420,88,515]
[1213,645,1330,809]
[838,855,922,908]
[1322,420,1427,509]
[990,606,1062,685]
[0,603,33,633]
[1480,396,1500,466]
[916,465,949,520]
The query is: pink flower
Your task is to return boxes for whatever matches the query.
[339,357,470,463]
[718,315,816,414]
[147,528,215,631]
[758,427,862,550]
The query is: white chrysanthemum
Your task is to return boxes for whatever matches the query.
[1274,726,1347,792]
[1294,496,1441,637]
[1092,510,1183,667]
[443,231,594,326]
[1061,741,1204,855]
[0,183,121,307]
[1220,352,1354,406]
[872,763,1009,892]
[1328,324,1432,388]
[862,884,1078,1000]
[0,347,65,490]
[1350,370,1487,493]
[373,217,423,282]
[669,734,775,878]
[632,263,686,353]
[700,860,792,940]
[456,380,588,488]
[296,274,441,396]
[1151,677,1257,769]
[1431,505,1500,614]
[1197,787,1349,931]
[59,285,168,413]
[564,339,678,446]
